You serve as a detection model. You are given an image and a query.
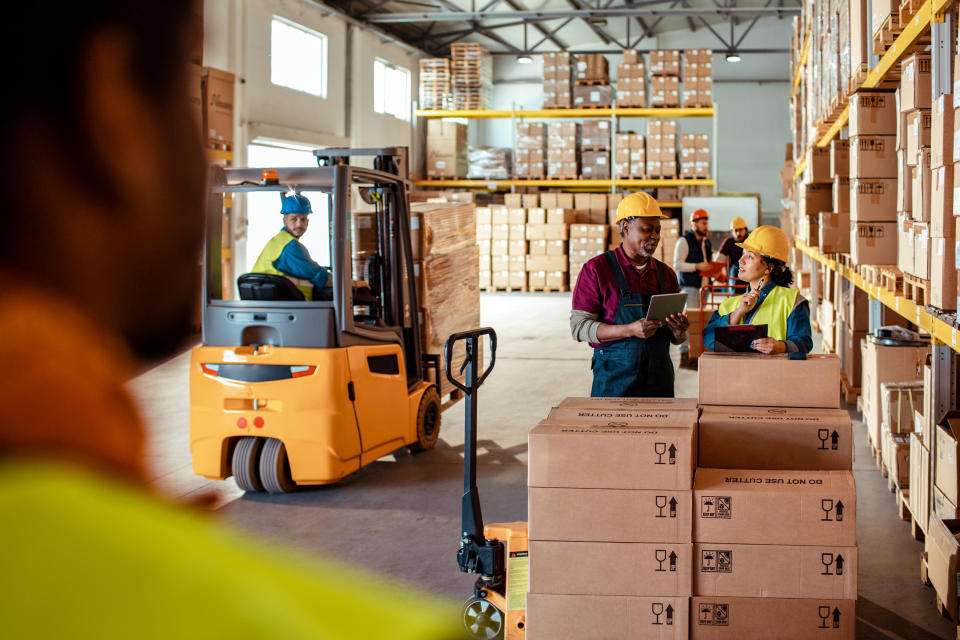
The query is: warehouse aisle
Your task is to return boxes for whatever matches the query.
[130,293,954,638]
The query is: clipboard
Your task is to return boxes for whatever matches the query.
[715,324,768,352]
[699,261,727,279]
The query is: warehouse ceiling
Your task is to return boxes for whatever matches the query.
[321,0,800,58]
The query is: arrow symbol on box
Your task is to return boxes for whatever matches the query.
[666,605,674,625]
[831,431,839,449]
[835,501,844,521]
[668,444,677,464]
[669,551,678,571]
[669,497,678,517]
[835,555,844,574]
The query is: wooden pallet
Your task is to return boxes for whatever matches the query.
[847,64,869,96]
[576,103,614,109]
[575,79,611,86]
[839,372,860,405]
[897,487,911,521]
[440,387,463,412]
[872,13,902,56]
[528,286,570,293]
[899,0,924,24]
[912,514,926,542]
[904,274,929,305]
[881,267,904,295]
[484,286,528,292]
[581,146,611,152]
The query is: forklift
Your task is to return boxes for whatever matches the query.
[190,148,447,492]
[448,328,528,640]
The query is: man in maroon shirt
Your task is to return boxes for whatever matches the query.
[570,192,690,397]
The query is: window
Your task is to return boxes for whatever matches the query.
[270,16,327,98]
[374,59,411,121]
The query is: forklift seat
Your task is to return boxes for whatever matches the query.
[237,273,305,301]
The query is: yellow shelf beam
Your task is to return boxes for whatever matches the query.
[817,105,849,148]
[414,107,715,119]
[791,28,811,98]
[795,240,959,351]
[413,178,715,190]
[793,157,807,179]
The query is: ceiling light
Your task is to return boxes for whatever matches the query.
[725,53,741,62]
[517,55,533,64]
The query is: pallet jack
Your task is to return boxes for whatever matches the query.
[447,328,528,640]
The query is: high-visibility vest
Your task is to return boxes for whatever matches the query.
[717,285,799,341]
[252,230,314,299]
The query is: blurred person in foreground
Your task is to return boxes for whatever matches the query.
[0,2,460,638]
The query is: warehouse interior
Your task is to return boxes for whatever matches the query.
[6,0,960,638]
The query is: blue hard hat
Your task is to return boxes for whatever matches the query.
[280,193,312,215]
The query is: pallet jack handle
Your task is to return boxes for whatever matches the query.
[446,328,504,580]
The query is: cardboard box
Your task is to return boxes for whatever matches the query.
[863,338,928,448]
[906,109,932,159]
[880,382,923,433]
[910,433,931,533]
[529,409,697,490]
[912,148,933,222]
[698,353,841,409]
[806,146,831,183]
[690,597,855,639]
[526,593,689,640]
[930,234,958,310]
[925,517,960,620]
[848,91,897,135]
[830,139,849,177]
[882,430,911,487]
[850,135,897,178]
[698,406,852,470]
[693,468,857,546]
[935,412,960,505]
[851,221,898,264]
[693,543,858,599]
[900,53,931,112]
[931,164,954,236]
[933,95,955,167]
[935,486,959,519]
[202,67,235,148]
[529,487,693,542]
[529,541,693,596]
[820,211,851,252]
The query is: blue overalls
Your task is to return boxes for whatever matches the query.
[590,251,675,398]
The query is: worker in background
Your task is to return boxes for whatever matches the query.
[0,2,459,638]
[571,192,690,397]
[253,193,332,299]
[674,208,713,369]
[702,226,813,356]
[718,216,749,287]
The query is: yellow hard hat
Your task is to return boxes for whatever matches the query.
[615,192,667,224]
[731,216,748,231]
[736,225,790,262]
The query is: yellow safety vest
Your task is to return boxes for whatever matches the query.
[717,285,799,341]
[252,230,315,299]
[0,460,459,639]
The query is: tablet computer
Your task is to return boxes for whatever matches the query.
[715,324,768,352]
[645,293,688,322]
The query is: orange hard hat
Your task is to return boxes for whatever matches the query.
[690,209,709,222]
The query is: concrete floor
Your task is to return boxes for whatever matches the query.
[129,292,954,639]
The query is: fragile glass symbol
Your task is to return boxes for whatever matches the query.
[655,549,667,571]
[817,429,840,450]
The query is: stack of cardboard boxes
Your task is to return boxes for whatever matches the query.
[515,122,546,179]
[616,49,646,107]
[568,224,608,285]
[849,90,898,264]
[542,52,573,109]
[900,54,933,282]
[426,120,467,178]
[928,76,956,309]
[574,54,614,108]
[547,122,579,179]
[695,353,857,639]
[682,49,714,108]
[615,133,646,179]
[581,120,611,179]
[680,134,711,179]
[527,397,698,638]
[835,278,869,389]
[819,139,850,253]
[861,335,928,459]
[649,50,680,107]
[647,119,678,179]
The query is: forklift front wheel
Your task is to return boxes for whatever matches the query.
[232,437,265,492]
[462,596,504,640]
[259,438,298,493]
[409,386,441,452]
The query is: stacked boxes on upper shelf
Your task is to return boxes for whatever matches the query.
[615,133,645,179]
[682,49,714,107]
[581,120,611,179]
[616,48,645,107]
[426,120,467,178]
[649,50,680,107]
[450,42,492,110]
[542,52,573,109]
[680,134,711,179]
[547,121,579,179]
[928,58,956,309]
[516,122,546,179]
[647,119,678,178]
[849,89,897,264]
[899,53,933,281]
[574,54,614,108]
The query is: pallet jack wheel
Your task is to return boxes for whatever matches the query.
[259,438,297,493]
[462,596,504,640]
[409,386,441,452]
[232,437,265,492]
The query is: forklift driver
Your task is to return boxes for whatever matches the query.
[252,193,332,300]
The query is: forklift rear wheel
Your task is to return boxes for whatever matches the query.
[409,386,441,452]
[462,597,504,640]
[259,438,297,493]
[232,437,265,492]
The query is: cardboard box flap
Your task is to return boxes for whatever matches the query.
[545,406,700,426]
[937,410,960,439]
[558,396,700,411]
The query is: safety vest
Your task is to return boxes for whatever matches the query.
[252,230,314,299]
[680,231,711,288]
[717,285,799,340]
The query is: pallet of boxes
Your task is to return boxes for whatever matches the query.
[647,120,678,179]
[581,120,611,180]
[696,351,857,639]
[574,54,613,108]
[516,123,546,179]
[649,51,680,108]
[409,202,480,401]
[522,194,570,292]
[616,49,645,107]
[527,396,699,637]
[548,122,579,179]
[542,52,573,108]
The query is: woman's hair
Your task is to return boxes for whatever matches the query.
[761,256,795,287]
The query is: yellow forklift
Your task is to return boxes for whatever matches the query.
[448,328,528,640]
[190,148,447,492]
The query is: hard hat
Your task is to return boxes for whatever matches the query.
[280,193,312,215]
[690,209,709,222]
[731,216,748,230]
[736,225,790,262]
[615,192,667,224]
